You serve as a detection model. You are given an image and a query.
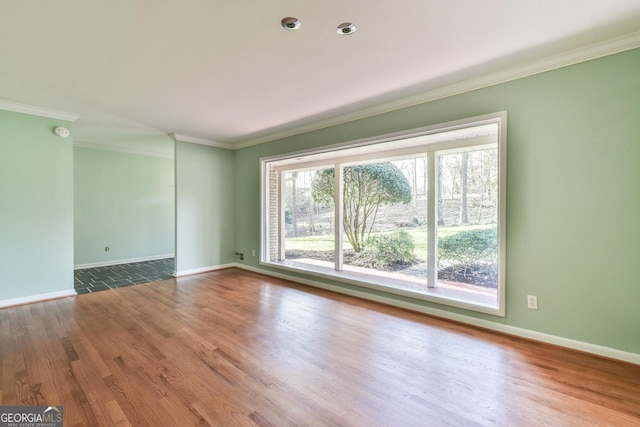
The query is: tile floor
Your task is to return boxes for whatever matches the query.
[74,257,175,294]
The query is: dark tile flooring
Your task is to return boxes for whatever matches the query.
[74,257,175,294]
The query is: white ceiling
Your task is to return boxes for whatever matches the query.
[1,1,639,152]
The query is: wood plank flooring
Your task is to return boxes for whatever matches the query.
[1,268,639,426]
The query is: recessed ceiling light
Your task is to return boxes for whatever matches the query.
[281,17,301,30]
[337,22,356,35]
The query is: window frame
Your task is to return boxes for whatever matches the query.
[260,112,507,316]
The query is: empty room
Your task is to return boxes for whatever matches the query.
[1,1,639,426]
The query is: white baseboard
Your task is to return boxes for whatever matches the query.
[174,263,235,277]
[0,289,77,309]
[74,254,174,270]
[234,263,640,366]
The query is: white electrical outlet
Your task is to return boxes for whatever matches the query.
[252,249,256,257]
[527,295,538,310]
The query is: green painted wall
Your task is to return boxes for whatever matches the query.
[175,141,235,273]
[74,146,174,266]
[234,48,640,354]
[0,109,74,300]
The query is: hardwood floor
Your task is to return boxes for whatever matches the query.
[1,268,639,426]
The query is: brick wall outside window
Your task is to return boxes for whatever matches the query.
[269,170,279,261]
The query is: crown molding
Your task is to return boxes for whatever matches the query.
[169,133,233,150]
[0,98,79,122]
[74,140,173,158]
[233,31,640,150]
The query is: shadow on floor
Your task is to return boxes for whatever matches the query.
[74,258,175,294]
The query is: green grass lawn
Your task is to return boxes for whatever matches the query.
[285,224,495,260]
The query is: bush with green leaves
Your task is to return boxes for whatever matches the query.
[438,227,497,267]
[311,163,412,252]
[361,230,417,268]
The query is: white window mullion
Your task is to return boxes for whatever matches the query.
[334,163,344,271]
[427,153,437,288]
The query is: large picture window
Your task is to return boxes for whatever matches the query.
[261,112,506,315]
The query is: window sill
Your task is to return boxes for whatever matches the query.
[260,258,504,317]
